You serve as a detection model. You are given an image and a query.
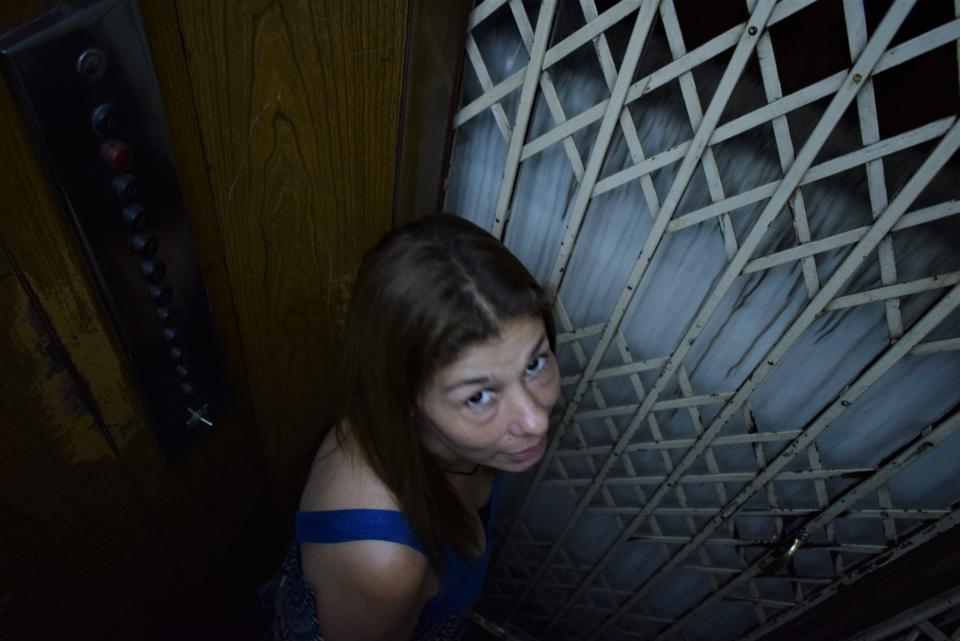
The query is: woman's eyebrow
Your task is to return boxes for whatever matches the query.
[443,376,494,394]
[442,333,548,393]
[527,334,547,361]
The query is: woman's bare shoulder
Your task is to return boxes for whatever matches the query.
[298,421,400,513]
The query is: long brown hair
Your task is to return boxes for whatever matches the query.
[332,213,555,569]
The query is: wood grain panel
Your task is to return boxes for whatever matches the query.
[0,244,169,633]
[175,0,408,510]
[394,0,472,226]
[0,1,278,635]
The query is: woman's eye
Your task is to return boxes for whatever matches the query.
[466,390,493,409]
[526,354,548,375]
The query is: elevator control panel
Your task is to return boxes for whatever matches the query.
[1,0,230,461]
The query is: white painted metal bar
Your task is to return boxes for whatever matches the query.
[591,356,670,380]
[574,392,734,420]
[454,0,642,128]
[912,338,960,355]
[468,0,509,30]
[659,0,738,259]
[507,0,585,184]
[589,506,949,520]
[490,0,558,239]
[465,34,513,141]
[744,198,960,274]
[520,1,819,164]
[844,0,904,338]
[513,6,919,633]
[543,0,662,290]
[653,404,960,640]
[556,322,605,344]
[825,271,960,312]
[756,24,820,297]
[873,18,960,74]
[589,114,960,641]
[541,466,873,487]
[737,504,960,641]
[585,15,957,199]
[556,429,802,457]
[669,117,954,234]
[580,0,664,222]
[841,585,960,641]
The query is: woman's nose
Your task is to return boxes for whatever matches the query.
[512,387,550,436]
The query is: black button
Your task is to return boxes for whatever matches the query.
[174,364,191,379]
[169,347,188,364]
[179,381,197,396]
[131,233,158,257]
[92,103,120,136]
[162,328,179,344]
[122,204,147,230]
[148,283,173,306]
[140,259,166,283]
[156,306,178,326]
[113,174,138,201]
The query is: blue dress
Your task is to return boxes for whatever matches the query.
[261,474,500,641]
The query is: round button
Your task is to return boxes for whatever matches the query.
[130,233,158,257]
[156,307,179,326]
[162,328,179,344]
[100,139,134,172]
[121,204,147,230]
[140,259,166,283]
[92,103,119,136]
[179,381,197,396]
[76,48,107,81]
[148,283,173,306]
[169,347,188,364]
[174,364,191,379]
[112,174,138,201]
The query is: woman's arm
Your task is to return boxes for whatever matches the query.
[302,539,434,641]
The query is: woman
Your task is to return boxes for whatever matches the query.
[263,214,562,640]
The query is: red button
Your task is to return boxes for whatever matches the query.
[100,139,134,172]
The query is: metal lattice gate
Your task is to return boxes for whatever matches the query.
[443,1,960,640]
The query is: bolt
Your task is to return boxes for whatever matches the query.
[748,26,758,36]
[853,73,863,83]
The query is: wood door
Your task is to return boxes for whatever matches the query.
[0,0,467,638]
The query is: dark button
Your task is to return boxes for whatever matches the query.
[179,381,197,396]
[112,174,138,201]
[122,204,147,230]
[169,347,188,364]
[76,48,107,81]
[156,306,178,326]
[92,103,120,136]
[174,364,191,379]
[100,139,134,172]
[130,233,158,257]
[162,328,179,344]
[148,283,173,306]
[140,259,166,283]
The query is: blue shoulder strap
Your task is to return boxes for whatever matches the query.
[296,509,426,554]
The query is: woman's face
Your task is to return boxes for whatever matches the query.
[418,315,561,472]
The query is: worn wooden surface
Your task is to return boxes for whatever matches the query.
[0,0,277,636]
[394,0,472,226]
[0,0,435,634]
[175,0,408,511]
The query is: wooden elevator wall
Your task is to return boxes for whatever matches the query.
[0,0,468,638]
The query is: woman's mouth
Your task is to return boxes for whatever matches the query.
[508,437,546,463]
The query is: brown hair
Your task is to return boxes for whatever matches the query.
[332,214,555,569]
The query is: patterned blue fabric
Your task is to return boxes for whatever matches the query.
[261,474,500,641]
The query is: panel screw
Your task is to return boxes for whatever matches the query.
[76,48,108,80]
[747,26,758,36]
